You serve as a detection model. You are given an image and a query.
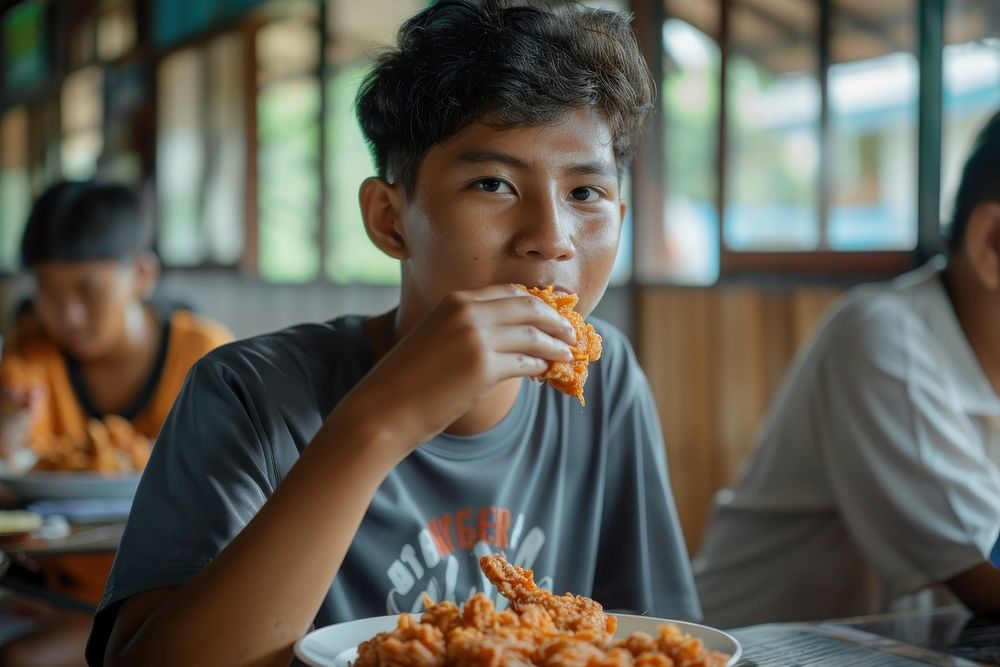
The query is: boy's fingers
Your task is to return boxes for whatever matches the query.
[495,352,549,379]
[482,295,577,345]
[492,326,574,362]
[460,284,528,302]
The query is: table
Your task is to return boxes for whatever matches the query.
[0,520,125,616]
[2,521,124,559]
[731,606,1000,666]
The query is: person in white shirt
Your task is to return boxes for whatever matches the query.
[694,110,1000,628]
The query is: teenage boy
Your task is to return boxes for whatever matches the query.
[695,111,1000,628]
[0,180,232,666]
[90,2,700,665]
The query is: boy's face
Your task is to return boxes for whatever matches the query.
[32,259,148,361]
[397,108,626,318]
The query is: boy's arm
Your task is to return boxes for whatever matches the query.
[947,561,1000,614]
[102,285,577,667]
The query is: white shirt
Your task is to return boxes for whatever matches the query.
[693,258,1000,628]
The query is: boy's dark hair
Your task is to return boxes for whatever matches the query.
[948,110,1000,255]
[21,180,152,268]
[356,0,655,193]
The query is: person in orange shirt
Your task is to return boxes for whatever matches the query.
[0,180,232,667]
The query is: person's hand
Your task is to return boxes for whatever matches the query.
[337,284,577,450]
[0,386,44,468]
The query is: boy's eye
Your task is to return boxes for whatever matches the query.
[570,187,600,202]
[476,178,512,194]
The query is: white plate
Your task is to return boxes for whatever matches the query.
[295,612,742,667]
[0,472,141,501]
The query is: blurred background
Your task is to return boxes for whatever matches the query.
[0,0,997,549]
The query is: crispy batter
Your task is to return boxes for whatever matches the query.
[31,415,151,475]
[518,285,602,407]
[352,554,729,667]
[479,553,615,635]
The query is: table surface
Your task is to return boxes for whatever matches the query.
[731,606,1000,666]
[0,521,124,558]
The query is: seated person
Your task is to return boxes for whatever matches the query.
[695,110,1000,628]
[88,2,700,665]
[0,180,232,667]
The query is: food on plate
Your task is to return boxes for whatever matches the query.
[353,553,728,666]
[31,415,151,474]
[518,285,602,407]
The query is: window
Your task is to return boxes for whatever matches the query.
[97,0,136,63]
[649,15,721,284]
[156,34,247,267]
[2,0,48,91]
[828,0,917,251]
[60,65,104,179]
[257,12,321,282]
[940,0,1000,232]
[324,63,395,283]
[322,0,424,284]
[0,107,31,273]
[726,0,820,252]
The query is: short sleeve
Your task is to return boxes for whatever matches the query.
[815,302,1000,595]
[590,329,702,621]
[86,354,276,665]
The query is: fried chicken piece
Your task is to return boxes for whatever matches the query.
[479,553,616,636]
[518,285,602,406]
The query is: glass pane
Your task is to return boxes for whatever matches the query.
[655,16,720,284]
[326,0,423,59]
[0,107,32,273]
[323,0,423,284]
[324,64,398,283]
[941,0,1000,231]
[60,66,104,179]
[258,76,321,283]
[102,62,147,184]
[204,34,247,265]
[257,15,319,88]
[2,1,48,91]
[98,0,137,62]
[726,0,820,251]
[157,48,207,264]
[156,35,247,266]
[828,0,917,251]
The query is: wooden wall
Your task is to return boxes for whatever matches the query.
[636,286,843,553]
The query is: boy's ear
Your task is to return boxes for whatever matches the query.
[964,201,1000,291]
[131,251,161,300]
[360,177,409,260]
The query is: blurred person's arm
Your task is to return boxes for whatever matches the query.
[101,285,577,667]
[0,387,43,466]
[0,348,45,471]
[948,561,1000,614]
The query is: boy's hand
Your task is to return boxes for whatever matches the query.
[341,284,577,449]
[0,387,44,466]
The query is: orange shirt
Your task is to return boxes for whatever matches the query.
[0,306,233,453]
[0,305,231,603]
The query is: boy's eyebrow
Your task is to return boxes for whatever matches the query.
[456,149,617,179]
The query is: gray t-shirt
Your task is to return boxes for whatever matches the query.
[86,315,699,664]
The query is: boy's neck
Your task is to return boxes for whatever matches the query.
[364,310,523,437]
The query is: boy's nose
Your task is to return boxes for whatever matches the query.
[61,300,88,330]
[512,196,576,260]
